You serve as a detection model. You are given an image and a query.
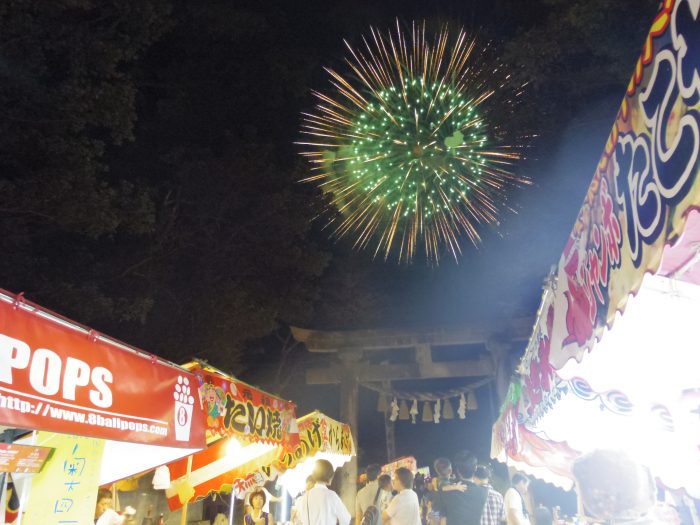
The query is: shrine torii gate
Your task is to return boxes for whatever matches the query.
[291,317,532,511]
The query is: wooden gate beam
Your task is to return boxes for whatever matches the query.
[306,356,493,385]
[291,319,532,353]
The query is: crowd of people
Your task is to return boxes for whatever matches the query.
[289,453,546,525]
[93,448,691,525]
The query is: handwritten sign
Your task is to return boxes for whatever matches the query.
[24,432,104,525]
[0,443,53,474]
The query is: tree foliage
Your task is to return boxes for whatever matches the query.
[503,0,660,127]
[0,0,665,375]
[0,0,170,320]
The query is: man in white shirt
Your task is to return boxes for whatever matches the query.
[297,459,351,525]
[356,464,384,525]
[504,474,530,525]
[378,475,393,514]
[292,476,316,525]
[382,468,421,525]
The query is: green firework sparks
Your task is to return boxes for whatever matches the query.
[300,21,530,263]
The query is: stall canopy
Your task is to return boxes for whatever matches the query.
[276,411,355,497]
[0,291,206,449]
[0,290,210,523]
[492,0,700,498]
[0,290,208,484]
[184,362,299,447]
[166,410,354,509]
[165,363,300,510]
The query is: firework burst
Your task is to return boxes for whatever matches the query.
[299,20,530,263]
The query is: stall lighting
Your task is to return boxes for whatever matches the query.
[224,440,274,469]
[226,439,243,458]
[277,452,353,497]
[536,275,700,497]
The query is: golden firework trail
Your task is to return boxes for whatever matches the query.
[299,20,530,263]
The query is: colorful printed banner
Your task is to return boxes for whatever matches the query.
[514,0,700,426]
[188,363,298,448]
[492,0,700,496]
[24,432,105,525]
[278,411,355,471]
[0,293,206,448]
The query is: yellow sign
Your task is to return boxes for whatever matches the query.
[279,411,355,470]
[25,432,105,525]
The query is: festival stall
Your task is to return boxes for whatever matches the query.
[0,289,207,524]
[491,0,700,501]
[162,406,354,524]
[358,457,418,485]
[381,457,418,476]
[276,411,356,498]
[163,363,300,513]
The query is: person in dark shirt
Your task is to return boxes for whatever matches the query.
[425,457,453,522]
[435,452,488,525]
[534,505,553,525]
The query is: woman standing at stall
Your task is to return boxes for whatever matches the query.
[245,490,274,525]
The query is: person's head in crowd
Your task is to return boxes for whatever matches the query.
[474,465,492,486]
[433,457,452,479]
[250,489,267,511]
[429,477,439,492]
[572,450,656,522]
[95,488,113,520]
[453,450,478,480]
[305,475,315,492]
[393,467,415,492]
[414,473,426,491]
[534,505,553,525]
[512,473,530,495]
[366,464,381,483]
[313,459,336,485]
[378,474,392,492]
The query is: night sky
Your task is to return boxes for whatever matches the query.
[0,0,660,510]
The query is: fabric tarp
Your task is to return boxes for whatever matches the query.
[491,0,700,498]
[276,411,356,497]
[165,411,355,509]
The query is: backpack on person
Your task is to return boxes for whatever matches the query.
[360,487,382,525]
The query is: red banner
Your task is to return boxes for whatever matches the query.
[0,292,206,448]
[189,364,298,448]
